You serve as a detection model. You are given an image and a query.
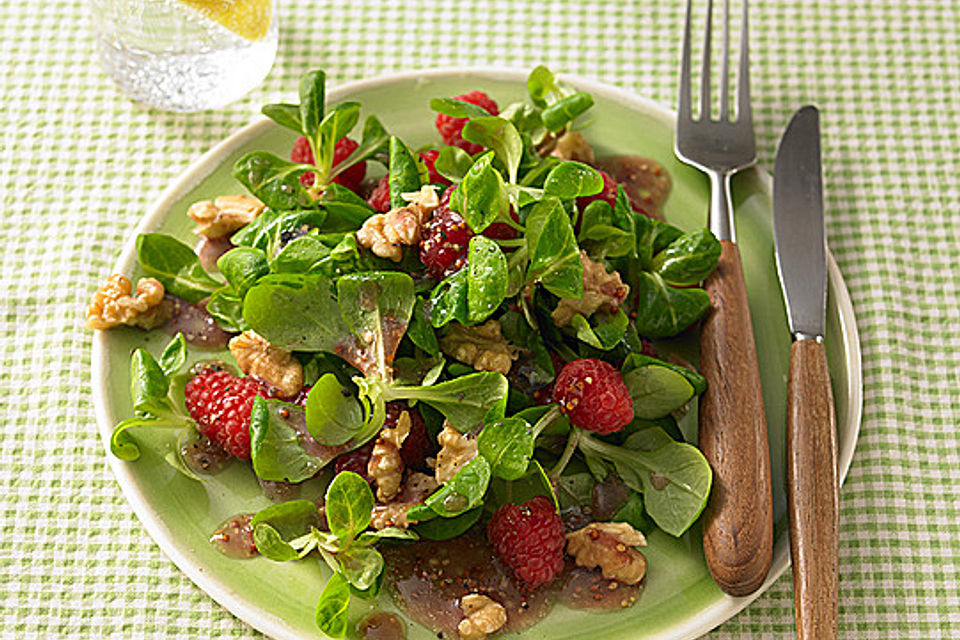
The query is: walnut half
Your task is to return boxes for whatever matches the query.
[457,594,507,640]
[439,319,520,376]
[187,194,265,238]
[370,472,439,530]
[551,251,630,327]
[85,274,169,330]
[565,522,648,585]
[355,185,439,261]
[367,411,411,502]
[434,422,478,485]
[228,330,304,397]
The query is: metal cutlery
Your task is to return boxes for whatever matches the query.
[774,105,839,640]
[674,0,773,596]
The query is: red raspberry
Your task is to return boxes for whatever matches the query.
[419,187,473,279]
[576,169,619,213]
[290,136,366,192]
[367,175,391,212]
[481,208,520,241]
[419,149,451,186]
[488,495,565,587]
[435,90,499,156]
[552,358,634,434]
[184,368,271,460]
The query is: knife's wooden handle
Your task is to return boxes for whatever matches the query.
[699,240,774,596]
[787,339,839,640]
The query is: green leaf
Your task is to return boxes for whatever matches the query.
[556,472,595,510]
[524,197,583,299]
[477,416,534,480]
[252,523,300,562]
[261,103,302,134]
[543,161,603,200]
[579,431,712,536]
[542,92,595,132]
[466,236,508,324]
[620,354,706,418]
[135,233,221,303]
[527,65,559,108]
[336,272,415,379]
[388,137,421,209]
[651,229,721,285]
[232,152,315,211]
[329,115,390,180]
[459,152,509,234]
[462,116,523,183]
[434,146,473,183]
[206,286,245,332]
[251,499,321,545]
[632,272,710,338]
[270,236,330,273]
[611,492,655,535]
[314,572,350,638]
[157,333,187,378]
[407,298,439,356]
[298,69,326,141]
[109,416,174,461]
[490,459,559,510]
[623,353,706,395]
[413,507,482,540]
[305,374,366,446]
[217,246,269,297]
[426,267,469,329]
[325,471,374,543]
[130,349,171,416]
[250,397,341,483]
[337,546,384,591]
[429,97,492,119]
[321,183,376,231]
[356,527,420,545]
[385,372,508,433]
[243,273,349,352]
[315,102,362,178]
[424,456,491,517]
[569,309,629,350]
[230,209,327,257]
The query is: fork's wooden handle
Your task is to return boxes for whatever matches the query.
[787,339,839,640]
[699,240,774,596]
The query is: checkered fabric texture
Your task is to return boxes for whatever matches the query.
[1,0,957,638]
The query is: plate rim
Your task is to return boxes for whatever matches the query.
[90,66,863,640]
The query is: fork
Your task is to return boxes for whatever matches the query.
[675,0,774,596]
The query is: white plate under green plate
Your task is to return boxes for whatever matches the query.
[91,69,862,640]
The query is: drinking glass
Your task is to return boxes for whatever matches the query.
[89,0,278,112]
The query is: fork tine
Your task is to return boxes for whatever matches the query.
[719,0,731,120]
[700,0,714,121]
[737,0,752,123]
[678,0,693,122]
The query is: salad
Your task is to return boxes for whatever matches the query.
[87,67,721,640]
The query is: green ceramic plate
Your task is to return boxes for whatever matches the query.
[91,69,862,640]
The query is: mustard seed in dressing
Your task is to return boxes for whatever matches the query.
[210,513,257,559]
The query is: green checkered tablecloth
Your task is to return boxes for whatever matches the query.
[1,0,957,637]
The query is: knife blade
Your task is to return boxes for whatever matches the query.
[774,105,839,640]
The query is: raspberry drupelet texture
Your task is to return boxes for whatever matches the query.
[419,149,451,186]
[488,495,566,587]
[419,187,474,279]
[290,136,366,193]
[552,358,634,434]
[435,90,499,155]
[184,368,272,460]
[367,175,391,212]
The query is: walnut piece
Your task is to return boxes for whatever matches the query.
[549,131,596,165]
[435,422,479,485]
[355,185,439,261]
[85,274,169,330]
[439,319,520,376]
[368,411,412,502]
[565,522,648,585]
[187,194,265,238]
[457,594,507,640]
[551,251,630,327]
[228,330,304,397]
[370,472,439,529]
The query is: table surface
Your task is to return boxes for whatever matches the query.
[2,0,957,638]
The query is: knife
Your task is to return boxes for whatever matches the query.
[774,105,839,640]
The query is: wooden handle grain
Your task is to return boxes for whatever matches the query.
[787,339,839,640]
[699,240,774,596]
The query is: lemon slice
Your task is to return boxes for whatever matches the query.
[178,0,273,42]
